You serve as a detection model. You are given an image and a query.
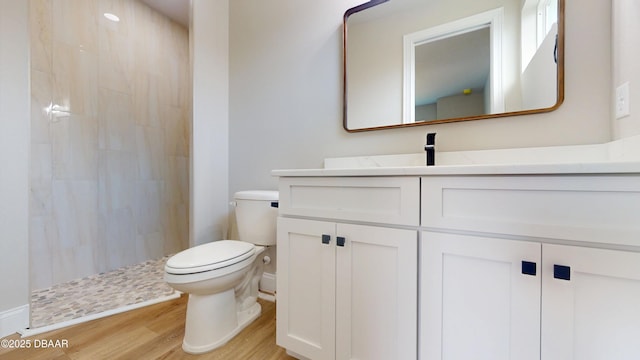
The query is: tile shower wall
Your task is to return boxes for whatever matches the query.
[29,0,190,290]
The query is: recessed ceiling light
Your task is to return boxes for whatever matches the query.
[104,13,120,22]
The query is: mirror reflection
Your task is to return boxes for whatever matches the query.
[344,0,564,131]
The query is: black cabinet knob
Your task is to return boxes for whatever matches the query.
[321,234,331,244]
[521,261,537,276]
[554,265,571,281]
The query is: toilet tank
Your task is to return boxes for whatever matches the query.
[234,190,279,246]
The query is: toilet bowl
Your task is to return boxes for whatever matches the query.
[164,190,278,354]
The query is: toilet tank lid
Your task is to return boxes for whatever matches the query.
[234,190,278,201]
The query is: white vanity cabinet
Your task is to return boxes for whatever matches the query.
[541,244,640,360]
[420,231,542,360]
[276,177,420,360]
[273,170,640,360]
[420,175,640,360]
[276,218,336,360]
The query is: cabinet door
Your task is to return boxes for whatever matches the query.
[421,231,541,360]
[336,224,417,360]
[276,217,336,360]
[542,244,640,360]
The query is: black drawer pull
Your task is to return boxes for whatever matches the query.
[337,236,346,247]
[521,261,537,276]
[554,265,571,281]
[321,234,331,245]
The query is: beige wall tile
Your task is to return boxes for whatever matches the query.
[98,88,134,151]
[51,115,98,180]
[29,0,53,73]
[52,41,98,117]
[30,69,53,144]
[52,0,98,52]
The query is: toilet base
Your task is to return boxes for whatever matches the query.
[182,291,262,354]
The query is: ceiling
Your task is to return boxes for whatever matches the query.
[139,0,189,27]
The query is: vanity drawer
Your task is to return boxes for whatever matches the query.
[279,177,419,226]
[421,175,640,247]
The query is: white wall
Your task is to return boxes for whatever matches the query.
[0,0,30,336]
[229,0,612,194]
[190,0,230,246]
[612,0,640,139]
[521,23,559,109]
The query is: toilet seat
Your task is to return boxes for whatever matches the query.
[165,240,255,275]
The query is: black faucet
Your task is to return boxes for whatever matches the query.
[425,133,436,166]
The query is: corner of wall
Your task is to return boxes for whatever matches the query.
[189,0,230,246]
[0,0,31,334]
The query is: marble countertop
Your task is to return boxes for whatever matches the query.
[273,136,640,177]
[272,161,640,177]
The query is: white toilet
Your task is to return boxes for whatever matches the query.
[164,190,278,354]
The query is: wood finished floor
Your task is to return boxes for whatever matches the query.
[0,295,296,360]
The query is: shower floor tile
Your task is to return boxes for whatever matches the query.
[30,255,176,329]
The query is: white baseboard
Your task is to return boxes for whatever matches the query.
[260,272,276,294]
[0,304,29,338]
[258,291,276,302]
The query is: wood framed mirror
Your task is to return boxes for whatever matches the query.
[343,0,565,132]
